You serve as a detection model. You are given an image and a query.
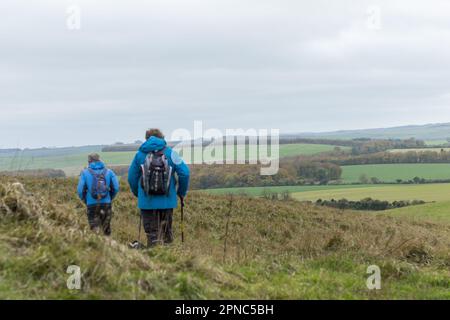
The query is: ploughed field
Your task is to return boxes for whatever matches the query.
[0,176,449,299]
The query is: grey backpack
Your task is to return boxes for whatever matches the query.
[140,148,172,196]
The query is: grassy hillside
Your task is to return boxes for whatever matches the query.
[341,164,450,183]
[297,123,450,140]
[0,176,449,299]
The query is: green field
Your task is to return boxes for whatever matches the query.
[385,201,450,223]
[204,183,450,223]
[205,183,450,203]
[0,152,136,176]
[291,183,450,202]
[0,143,348,176]
[388,148,450,153]
[278,143,348,157]
[204,184,380,196]
[341,164,450,183]
[425,139,449,146]
[180,143,348,162]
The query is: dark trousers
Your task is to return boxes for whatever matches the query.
[87,204,112,236]
[141,209,173,247]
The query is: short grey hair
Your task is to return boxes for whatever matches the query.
[88,153,100,162]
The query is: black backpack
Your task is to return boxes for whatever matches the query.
[140,148,172,196]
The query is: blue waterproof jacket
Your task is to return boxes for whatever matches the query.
[128,136,190,209]
[77,161,120,206]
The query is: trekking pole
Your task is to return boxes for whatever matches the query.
[138,214,142,244]
[180,196,185,243]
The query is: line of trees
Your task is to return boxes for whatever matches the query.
[350,138,425,155]
[333,150,450,165]
[289,149,450,166]
[189,160,342,189]
[107,160,342,189]
[358,174,450,185]
[315,198,426,211]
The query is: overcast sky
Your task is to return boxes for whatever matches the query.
[1,0,450,148]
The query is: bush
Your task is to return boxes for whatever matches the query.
[315,197,426,211]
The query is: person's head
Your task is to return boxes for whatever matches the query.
[145,128,164,140]
[88,153,100,163]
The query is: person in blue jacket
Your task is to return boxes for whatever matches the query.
[128,128,190,247]
[77,153,120,235]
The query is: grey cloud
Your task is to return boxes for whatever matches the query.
[1,0,450,147]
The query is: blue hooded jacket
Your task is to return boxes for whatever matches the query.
[128,136,190,209]
[77,161,120,206]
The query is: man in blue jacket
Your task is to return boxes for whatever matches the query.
[77,153,120,236]
[128,128,190,247]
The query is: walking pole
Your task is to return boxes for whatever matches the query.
[138,214,142,244]
[128,214,143,249]
[180,197,185,243]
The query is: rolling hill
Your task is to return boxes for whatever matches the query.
[0,176,449,299]
[292,123,450,141]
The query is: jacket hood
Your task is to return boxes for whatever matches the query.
[88,161,105,170]
[139,136,167,154]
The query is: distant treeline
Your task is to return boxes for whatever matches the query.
[0,169,66,178]
[341,150,450,165]
[190,159,341,189]
[358,175,450,185]
[101,137,426,155]
[315,198,426,211]
[279,137,425,153]
[349,138,425,154]
[107,161,342,189]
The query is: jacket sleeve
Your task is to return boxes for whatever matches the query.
[171,150,190,197]
[77,171,87,202]
[109,170,120,200]
[128,153,141,197]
